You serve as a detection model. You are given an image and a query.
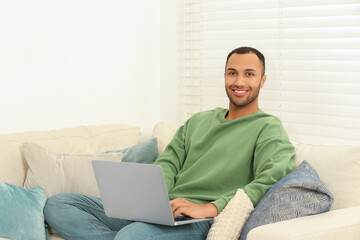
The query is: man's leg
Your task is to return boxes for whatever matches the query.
[114,221,213,240]
[44,193,133,240]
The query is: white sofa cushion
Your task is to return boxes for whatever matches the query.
[23,142,123,198]
[151,121,178,154]
[0,124,141,186]
[294,143,360,210]
[247,206,360,240]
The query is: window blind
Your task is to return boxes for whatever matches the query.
[180,0,360,145]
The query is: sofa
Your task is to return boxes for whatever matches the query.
[0,122,359,240]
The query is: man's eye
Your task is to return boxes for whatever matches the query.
[228,72,236,76]
[246,72,254,76]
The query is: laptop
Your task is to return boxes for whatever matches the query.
[92,160,213,226]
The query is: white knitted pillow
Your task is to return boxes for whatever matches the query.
[207,189,254,240]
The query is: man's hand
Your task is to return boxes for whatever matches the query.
[170,198,218,219]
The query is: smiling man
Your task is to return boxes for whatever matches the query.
[44,47,295,240]
[224,47,266,119]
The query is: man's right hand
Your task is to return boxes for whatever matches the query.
[170,198,218,219]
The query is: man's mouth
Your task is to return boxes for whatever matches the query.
[232,89,248,96]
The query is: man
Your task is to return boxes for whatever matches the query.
[44,47,295,240]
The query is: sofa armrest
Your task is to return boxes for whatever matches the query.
[247,206,360,240]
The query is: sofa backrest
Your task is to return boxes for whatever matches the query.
[152,121,178,154]
[294,143,360,210]
[2,121,359,211]
[0,124,141,186]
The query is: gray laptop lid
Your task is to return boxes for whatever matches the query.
[92,160,212,226]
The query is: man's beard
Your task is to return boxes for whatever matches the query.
[225,83,261,109]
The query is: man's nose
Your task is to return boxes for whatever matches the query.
[234,75,246,86]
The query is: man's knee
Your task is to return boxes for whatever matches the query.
[44,193,82,225]
[44,193,66,221]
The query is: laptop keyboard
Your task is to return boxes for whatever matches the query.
[174,215,193,222]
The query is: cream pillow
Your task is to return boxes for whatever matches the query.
[23,142,123,198]
[151,122,178,154]
[294,143,360,210]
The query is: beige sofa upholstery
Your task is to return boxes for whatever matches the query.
[0,122,359,240]
[0,124,142,187]
[247,143,360,240]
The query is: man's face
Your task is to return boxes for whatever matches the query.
[224,53,266,110]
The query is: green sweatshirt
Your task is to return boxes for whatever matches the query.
[154,108,295,213]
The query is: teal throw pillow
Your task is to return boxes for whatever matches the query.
[239,160,334,240]
[0,182,47,240]
[102,137,158,164]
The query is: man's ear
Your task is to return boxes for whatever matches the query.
[260,74,267,88]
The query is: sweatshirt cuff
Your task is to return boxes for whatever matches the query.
[211,197,227,214]
[206,189,254,240]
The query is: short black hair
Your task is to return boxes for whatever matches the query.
[225,47,265,75]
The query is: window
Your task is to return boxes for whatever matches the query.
[180,0,360,145]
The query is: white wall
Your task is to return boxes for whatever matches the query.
[160,0,181,126]
[0,0,160,136]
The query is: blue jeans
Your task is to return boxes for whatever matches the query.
[44,193,213,240]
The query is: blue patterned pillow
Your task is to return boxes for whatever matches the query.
[239,160,334,240]
[102,137,158,164]
[0,182,47,240]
